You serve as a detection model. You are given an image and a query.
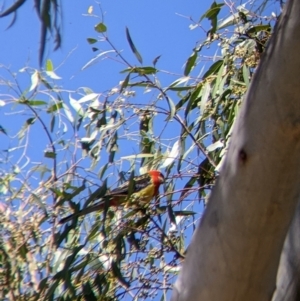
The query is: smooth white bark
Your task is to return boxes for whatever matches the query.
[171,0,300,300]
[272,202,300,301]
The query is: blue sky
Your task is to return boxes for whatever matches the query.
[0,1,211,89]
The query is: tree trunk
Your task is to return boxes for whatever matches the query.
[272,202,300,301]
[171,0,300,300]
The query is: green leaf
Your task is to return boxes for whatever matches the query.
[200,2,224,35]
[202,60,223,79]
[168,86,194,92]
[200,2,224,22]
[173,210,197,216]
[166,96,176,120]
[125,27,143,64]
[152,55,161,66]
[87,38,97,44]
[98,163,109,179]
[136,67,157,75]
[175,92,191,111]
[111,261,130,288]
[184,51,197,76]
[219,73,229,96]
[26,118,35,125]
[213,61,224,95]
[45,59,53,71]
[94,22,107,33]
[243,64,250,87]
[185,84,202,118]
[28,100,47,106]
[44,151,56,158]
[199,2,224,37]
[120,67,157,75]
[0,0,26,17]
[167,204,177,225]
[180,176,197,200]
[47,101,63,113]
[246,24,270,35]
[107,132,118,163]
[120,72,130,94]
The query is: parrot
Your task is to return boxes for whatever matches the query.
[59,170,165,224]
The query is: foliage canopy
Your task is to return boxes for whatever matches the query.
[0,1,277,300]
